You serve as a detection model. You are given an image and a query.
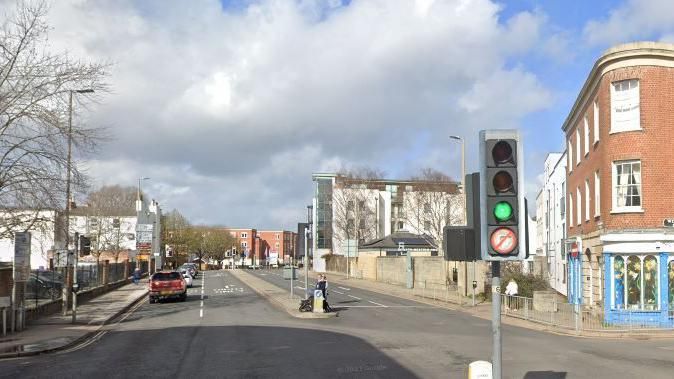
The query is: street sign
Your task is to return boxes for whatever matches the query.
[13,232,31,282]
[489,227,518,255]
[136,224,153,232]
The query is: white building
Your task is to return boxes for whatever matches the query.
[0,210,60,269]
[536,152,568,296]
[311,173,464,259]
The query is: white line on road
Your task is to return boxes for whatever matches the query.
[333,290,344,295]
[338,286,350,291]
[347,294,361,300]
[200,273,205,318]
[295,286,305,290]
[368,300,388,307]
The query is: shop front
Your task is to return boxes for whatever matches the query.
[602,234,674,327]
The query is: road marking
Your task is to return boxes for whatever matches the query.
[347,294,361,300]
[368,300,388,307]
[333,290,345,295]
[200,273,205,318]
[338,286,350,291]
[295,286,305,290]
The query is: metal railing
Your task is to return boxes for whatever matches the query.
[501,294,674,333]
[411,280,469,306]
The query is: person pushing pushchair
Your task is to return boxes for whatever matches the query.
[316,274,333,312]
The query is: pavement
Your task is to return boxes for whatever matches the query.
[0,281,148,359]
[249,267,674,339]
[228,269,337,319]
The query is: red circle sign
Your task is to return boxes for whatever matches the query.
[490,227,518,255]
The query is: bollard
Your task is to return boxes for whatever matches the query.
[312,289,324,313]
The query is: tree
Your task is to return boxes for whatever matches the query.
[201,227,237,265]
[403,168,464,247]
[0,1,108,241]
[331,173,380,256]
[161,209,192,267]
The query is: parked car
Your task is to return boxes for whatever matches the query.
[149,271,186,303]
[184,263,199,276]
[179,264,196,278]
[181,270,193,287]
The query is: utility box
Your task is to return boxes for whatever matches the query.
[283,266,297,280]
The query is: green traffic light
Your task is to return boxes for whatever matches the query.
[494,201,513,222]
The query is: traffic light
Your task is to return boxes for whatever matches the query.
[79,235,91,256]
[479,130,525,261]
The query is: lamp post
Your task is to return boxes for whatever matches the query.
[136,177,150,272]
[305,205,313,299]
[450,135,475,306]
[63,89,94,322]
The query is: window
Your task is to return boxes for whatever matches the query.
[594,171,600,217]
[275,242,279,248]
[563,263,566,284]
[569,193,573,228]
[576,188,581,225]
[593,99,599,143]
[614,255,659,311]
[585,179,590,221]
[275,233,280,240]
[612,160,642,211]
[611,79,640,132]
[576,128,580,166]
[241,241,248,248]
[347,200,354,211]
[398,221,404,229]
[424,203,431,213]
[568,141,573,171]
[424,221,431,231]
[241,232,247,238]
[583,116,590,155]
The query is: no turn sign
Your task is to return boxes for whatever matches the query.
[490,227,517,255]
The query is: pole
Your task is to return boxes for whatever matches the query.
[72,236,78,324]
[492,261,502,379]
[62,91,74,315]
[304,227,309,300]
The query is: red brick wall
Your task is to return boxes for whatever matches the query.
[567,65,674,236]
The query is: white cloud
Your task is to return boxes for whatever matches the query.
[583,0,674,46]
[39,0,553,229]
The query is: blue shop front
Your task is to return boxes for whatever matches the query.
[599,234,674,327]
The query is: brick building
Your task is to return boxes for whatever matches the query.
[563,42,674,325]
[228,228,261,266]
[257,231,297,264]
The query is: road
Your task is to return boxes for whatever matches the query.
[1,269,674,378]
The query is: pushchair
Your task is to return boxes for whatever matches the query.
[299,296,314,312]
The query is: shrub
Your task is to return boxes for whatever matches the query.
[500,262,550,298]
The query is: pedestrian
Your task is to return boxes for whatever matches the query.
[504,279,519,311]
[133,267,141,285]
[319,274,332,312]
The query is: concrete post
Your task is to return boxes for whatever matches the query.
[103,260,110,288]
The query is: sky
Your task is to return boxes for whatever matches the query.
[22,0,674,229]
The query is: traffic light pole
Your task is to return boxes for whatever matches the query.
[492,261,501,379]
[72,233,79,324]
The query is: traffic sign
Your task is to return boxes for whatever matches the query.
[490,227,517,255]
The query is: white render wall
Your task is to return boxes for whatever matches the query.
[0,210,58,269]
[538,152,568,296]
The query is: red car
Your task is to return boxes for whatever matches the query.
[149,271,187,303]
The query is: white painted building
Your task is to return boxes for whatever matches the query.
[0,210,60,269]
[535,152,568,295]
[311,173,464,259]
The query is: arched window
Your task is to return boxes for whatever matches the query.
[643,255,658,310]
[626,256,641,309]
[614,256,624,309]
[669,261,674,308]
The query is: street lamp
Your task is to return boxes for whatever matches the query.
[450,135,476,306]
[63,88,94,322]
[305,205,313,299]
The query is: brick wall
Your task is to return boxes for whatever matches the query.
[567,65,674,235]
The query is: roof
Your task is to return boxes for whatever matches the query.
[360,231,437,250]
